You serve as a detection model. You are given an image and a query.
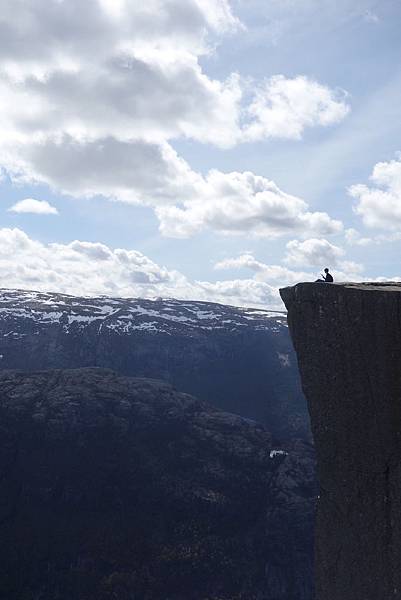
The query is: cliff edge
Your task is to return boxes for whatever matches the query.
[280,282,401,600]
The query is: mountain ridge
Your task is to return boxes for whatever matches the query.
[0,288,308,441]
[0,288,287,335]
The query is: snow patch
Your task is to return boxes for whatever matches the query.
[277,353,291,367]
[270,450,288,459]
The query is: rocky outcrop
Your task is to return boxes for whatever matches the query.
[280,282,401,600]
[0,368,316,600]
[0,289,308,441]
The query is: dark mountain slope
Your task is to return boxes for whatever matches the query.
[0,289,308,440]
[0,368,316,600]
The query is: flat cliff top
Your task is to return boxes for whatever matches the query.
[282,281,401,291]
[280,281,401,305]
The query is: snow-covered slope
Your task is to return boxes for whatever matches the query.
[0,288,287,336]
[0,288,308,441]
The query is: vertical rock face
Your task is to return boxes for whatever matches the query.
[280,282,401,600]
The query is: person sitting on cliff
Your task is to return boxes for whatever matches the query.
[315,268,334,283]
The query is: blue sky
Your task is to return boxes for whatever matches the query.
[1,0,401,308]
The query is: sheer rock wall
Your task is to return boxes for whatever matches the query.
[280,282,401,600]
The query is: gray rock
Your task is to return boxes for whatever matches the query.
[280,282,401,600]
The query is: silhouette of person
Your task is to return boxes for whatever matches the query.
[315,268,334,283]
[323,268,333,282]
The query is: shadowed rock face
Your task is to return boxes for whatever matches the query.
[280,282,401,600]
[0,368,316,600]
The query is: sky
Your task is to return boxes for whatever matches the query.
[1,0,401,309]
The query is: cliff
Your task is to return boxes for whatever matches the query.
[0,368,316,600]
[280,282,401,600]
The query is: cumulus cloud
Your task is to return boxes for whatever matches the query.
[8,198,58,215]
[215,253,312,284]
[243,75,350,142]
[156,170,343,238]
[345,228,401,247]
[0,228,182,296]
[0,227,366,308]
[283,238,364,276]
[3,137,342,238]
[0,0,243,153]
[284,238,345,267]
[0,0,239,68]
[345,228,374,246]
[349,155,401,230]
[0,3,347,150]
[4,137,201,206]
[0,227,283,308]
[197,278,279,307]
[0,1,349,240]
[215,248,364,285]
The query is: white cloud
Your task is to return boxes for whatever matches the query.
[283,238,364,276]
[0,227,191,297]
[0,0,243,150]
[339,260,364,274]
[0,0,239,67]
[8,198,58,215]
[243,75,350,142]
[345,228,401,247]
[0,1,348,241]
[0,227,284,308]
[3,137,201,206]
[349,155,401,230]
[197,278,279,307]
[194,0,242,32]
[284,238,345,267]
[215,249,364,285]
[0,0,348,225]
[345,228,374,246]
[215,253,312,284]
[0,4,347,150]
[2,137,342,238]
[0,227,366,308]
[156,170,343,238]
[215,254,268,273]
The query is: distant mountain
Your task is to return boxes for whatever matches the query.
[0,368,316,600]
[0,289,309,440]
